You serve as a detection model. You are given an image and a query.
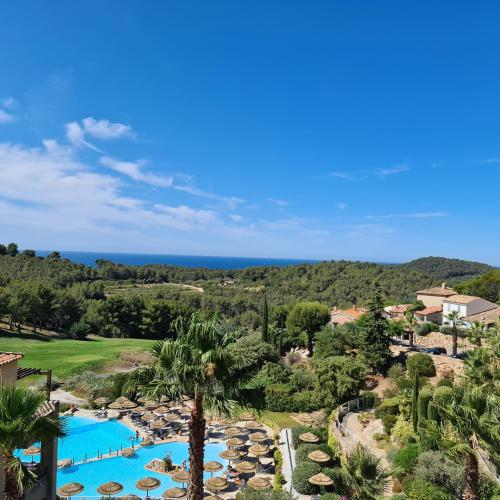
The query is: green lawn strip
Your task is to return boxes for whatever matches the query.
[260,411,298,429]
[0,332,155,379]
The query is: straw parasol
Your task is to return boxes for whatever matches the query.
[296,413,314,425]
[205,477,229,493]
[248,444,269,457]
[308,472,334,487]
[132,406,146,414]
[299,432,319,443]
[247,477,271,491]
[226,437,245,447]
[138,396,149,403]
[144,400,159,409]
[307,450,331,463]
[172,470,190,486]
[162,487,187,498]
[204,461,223,475]
[115,396,129,404]
[235,461,257,474]
[155,405,170,414]
[245,421,261,430]
[108,401,125,410]
[150,419,166,429]
[249,432,267,442]
[97,481,124,496]
[163,413,179,423]
[141,412,156,422]
[239,411,255,421]
[122,400,138,409]
[204,496,223,500]
[219,448,240,461]
[136,477,161,496]
[224,426,242,437]
[94,397,110,406]
[58,458,73,469]
[140,438,153,447]
[57,482,84,497]
[23,446,41,465]
[122,447,135,458]
[179,406,192,415]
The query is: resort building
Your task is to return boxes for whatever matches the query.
[331,305,366,325]
[442,295,500,327]
[0,352,59,500]
[416,283,456,308]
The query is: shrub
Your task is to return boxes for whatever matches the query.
[417,388,433,423]
[291,426,328,448]
[433,386,453,405]
[360,391,379,408]
[69,319,91,339]
[392,443,421,478]
[236,491,294,500]
[292,461,321,495]
[413,451,464,497]
[322,467,350,496]
[404,478,452,499]
[416,322,439,336]
[392,417,415,445]
[381,414,397,434]
[406,353,436,377]
[375,396,401,418]
[318,494,341,500]
[436,377,453,388]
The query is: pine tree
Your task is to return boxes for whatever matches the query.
[360,282,392,373]
[261,291,269,343]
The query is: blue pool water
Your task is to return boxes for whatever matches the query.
[58,441,227,497]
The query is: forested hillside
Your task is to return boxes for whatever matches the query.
[401,256,492,281]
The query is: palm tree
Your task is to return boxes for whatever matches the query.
[445,310,463,357]
[344,444,390,499]
[0,385,65,500]
[405,313,418,349]
[467,321,484,347]
[433,385,499,500]
[137,314,242,500]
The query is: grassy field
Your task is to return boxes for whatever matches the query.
[0,330,155,379]
[261,411,298,429]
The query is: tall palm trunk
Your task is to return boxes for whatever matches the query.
[188,394,205,500]
[463,452,479,500]
[409,329,414,348]
[452,324,458,356]
[2,451,22,500]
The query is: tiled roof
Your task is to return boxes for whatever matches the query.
[445,294,482,304]
[386,304,411,314]
[415,306,442,315]
[0,352,23,366]
[463,307,500,324]
[331,307,366,324]
[416,286,456,297]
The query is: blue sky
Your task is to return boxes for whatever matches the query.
[1,1,499,264]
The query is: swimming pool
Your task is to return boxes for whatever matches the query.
[58,440,227,497]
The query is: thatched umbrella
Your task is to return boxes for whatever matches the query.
[23,446,41,465]
[204,461,223,477]
[94,397,110,406]
[58,458,73,469]
[247,476,271,491]
[136,477,161,496]
[307,450,331,463]
[97,481,124,496]
[296,413,314,425]
[122,447,135,458]
[308,472,334,487]
[138,396,149,403]
[224,426,242,437]
[172,470,190,487]
[179,407,192,416]
[155,405,169,414]
[163,413,179,423]
[245,421,261,430]
[239,411,255,421]
[219,448,240,463]
[108,401,124,410]
[162,487,187,498]
[299,432,319,443]
[140,437,154,447]
[204,496,223,500]
[132,406,146,414]
[226,437,245,448]
[235,460,256,474]
[141,412,156,422]
[57,482,84,497]
[144,400,159,409]
[249,432,267,442]
[115,396,129,404]
[150,419,166,430]
[204,477,229,493]
[122,400,138,409]
[249,444,269,457]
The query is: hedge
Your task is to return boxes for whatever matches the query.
[403,478,452,499]
[292,461,321,495]
[291,425,328,449]
[265,384,320,412]
[375,396,401,418]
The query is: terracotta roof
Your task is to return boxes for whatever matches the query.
[463,307,500,325]
[416,286,456,297]
[0,352,23,366]
[331,307,366,324]
[415,306,442,316]
[445,294,482,304]
[386,304,411,314]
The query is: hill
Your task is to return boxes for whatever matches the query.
[401,256,492,281]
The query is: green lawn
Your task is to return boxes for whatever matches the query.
[0,331,155,379]
[261,411,298,429]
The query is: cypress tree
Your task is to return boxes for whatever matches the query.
[417,388,433,425]
[261,291,269,343]
[412,368,420,432]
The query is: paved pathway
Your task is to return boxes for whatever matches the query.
[279,428,309,499]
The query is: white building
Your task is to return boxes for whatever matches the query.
[442,294,499,327]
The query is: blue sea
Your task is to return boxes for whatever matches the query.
[37,250,318,269]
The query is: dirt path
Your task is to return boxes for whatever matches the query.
[50,389,87,406]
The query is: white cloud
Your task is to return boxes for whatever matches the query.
[2,96,17,109]
[229,214,243,222]
[367,212,448,219]
[82,117,132,140]
[330,171,352,179]
[266,198,289,207]
[100,156,173,187]
[0,110,15,123]
[154,204,218,229]
[377,164,410,176]
[330,164,410,180]
[66,122,101,151]
[174,184,244,210]
[337,202,348,210]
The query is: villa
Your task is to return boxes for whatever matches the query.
[331,305,366,325]
[0,352,59,500]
